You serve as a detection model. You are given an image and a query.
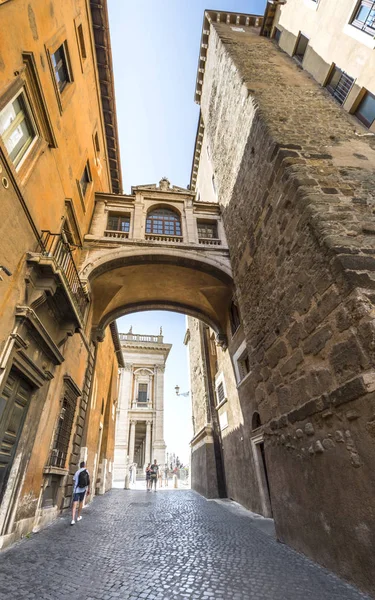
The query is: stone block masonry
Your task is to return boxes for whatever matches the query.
[199,22,375,596]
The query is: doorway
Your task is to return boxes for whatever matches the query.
[0,369,33,503]
[251,433,273,517]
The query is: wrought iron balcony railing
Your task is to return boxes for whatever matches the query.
[38,231,88,321]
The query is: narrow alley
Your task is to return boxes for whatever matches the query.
[0,490,370,600]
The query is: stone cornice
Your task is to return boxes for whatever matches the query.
[190,10,263,190]
[89,0,123,194]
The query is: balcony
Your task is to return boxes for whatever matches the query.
[104,229,129,240]
[145,233,183,243]
[119,333,163,343]
[198,237,222,246]
[131,398,152,409]
[27,231,89,327]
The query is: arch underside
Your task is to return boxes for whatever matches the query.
[85,250,233,339]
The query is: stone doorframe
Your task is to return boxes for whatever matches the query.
[250,432,272,518]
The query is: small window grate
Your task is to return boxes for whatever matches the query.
[49,391,77,468]
[327,69,354,105]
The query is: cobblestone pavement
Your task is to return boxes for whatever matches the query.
[0,490,371,600]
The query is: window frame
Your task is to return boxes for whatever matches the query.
[137,383,148,403]
[325,65,355,106]
[214,372,227,408]
[273,27,282,43]
[229,300,241,336]
[79,160,92,200]
[355,89,375,128]
[51,42,72,94]
[197,220,218,240]
[45,29,74,114]
[293,32,309,64]
[0,88,39,170]
[107,213,131,233]
[351,0,375,36]
[48,388,77,469]
[233,340,251,385]
[146,207,182,237]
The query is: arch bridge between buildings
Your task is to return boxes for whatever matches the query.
[80,180,233,343]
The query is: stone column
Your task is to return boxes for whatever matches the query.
[185,197,198,243]
[144,420,152,468]
[113,364,133,488]
[128,419,136,463]
[152,366,166,465]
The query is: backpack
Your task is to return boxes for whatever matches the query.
[77,469,90,488]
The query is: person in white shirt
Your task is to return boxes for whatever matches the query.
[71,461,90,525]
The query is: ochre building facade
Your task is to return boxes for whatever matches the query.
[0,0,121,547]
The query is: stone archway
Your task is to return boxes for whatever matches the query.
[81,246,233,344]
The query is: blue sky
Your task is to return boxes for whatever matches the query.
[108,0,266,192]
[109,0,266,463]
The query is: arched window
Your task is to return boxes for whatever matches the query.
[146,208,182,236]
[252,411,262,430]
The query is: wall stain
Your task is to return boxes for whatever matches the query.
[28,4,39,41]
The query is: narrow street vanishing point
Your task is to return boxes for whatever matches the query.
[0,490,371,600]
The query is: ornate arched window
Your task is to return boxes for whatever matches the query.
[146,208,181,236]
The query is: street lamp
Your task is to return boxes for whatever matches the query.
[175,385,190,397]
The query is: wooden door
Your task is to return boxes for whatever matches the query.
[0,369,33,503]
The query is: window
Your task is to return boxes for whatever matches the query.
[107,214,130,232]
[0,91,37,167]
[351,1,375,35]
[326,67,354,105]
[252,411,262,430]
[94,132,100,153]
[197,221,218,239]
[51,43,71,93]
[49,392,76,469]
[80,161,91,198]
[138,383,148,403]
[215,373,227,407]
[146,208,181,236]
[238,350,250,381]
[293,33,309,63]
[273,27,282,42]
[216,382,225,405]
[229,301,241,335]
[212,174,217,195]
[77,24,87,59]
[355,91,375,128]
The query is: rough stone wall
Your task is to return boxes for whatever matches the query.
[187,318,220,498]
[187,318,210,436]
[199,23,375,595]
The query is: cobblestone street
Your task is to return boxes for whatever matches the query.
[0,490,371,600]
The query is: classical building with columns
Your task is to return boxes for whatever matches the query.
[113,330,171,486]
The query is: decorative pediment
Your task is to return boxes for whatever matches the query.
[131,178,191,195]
[134,368,154,377]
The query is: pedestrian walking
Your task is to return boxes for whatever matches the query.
[158,465,163,488]
[150,459,159,491]
[71,461,90,525]
[164,464,169,487]
[146,463,151,491]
